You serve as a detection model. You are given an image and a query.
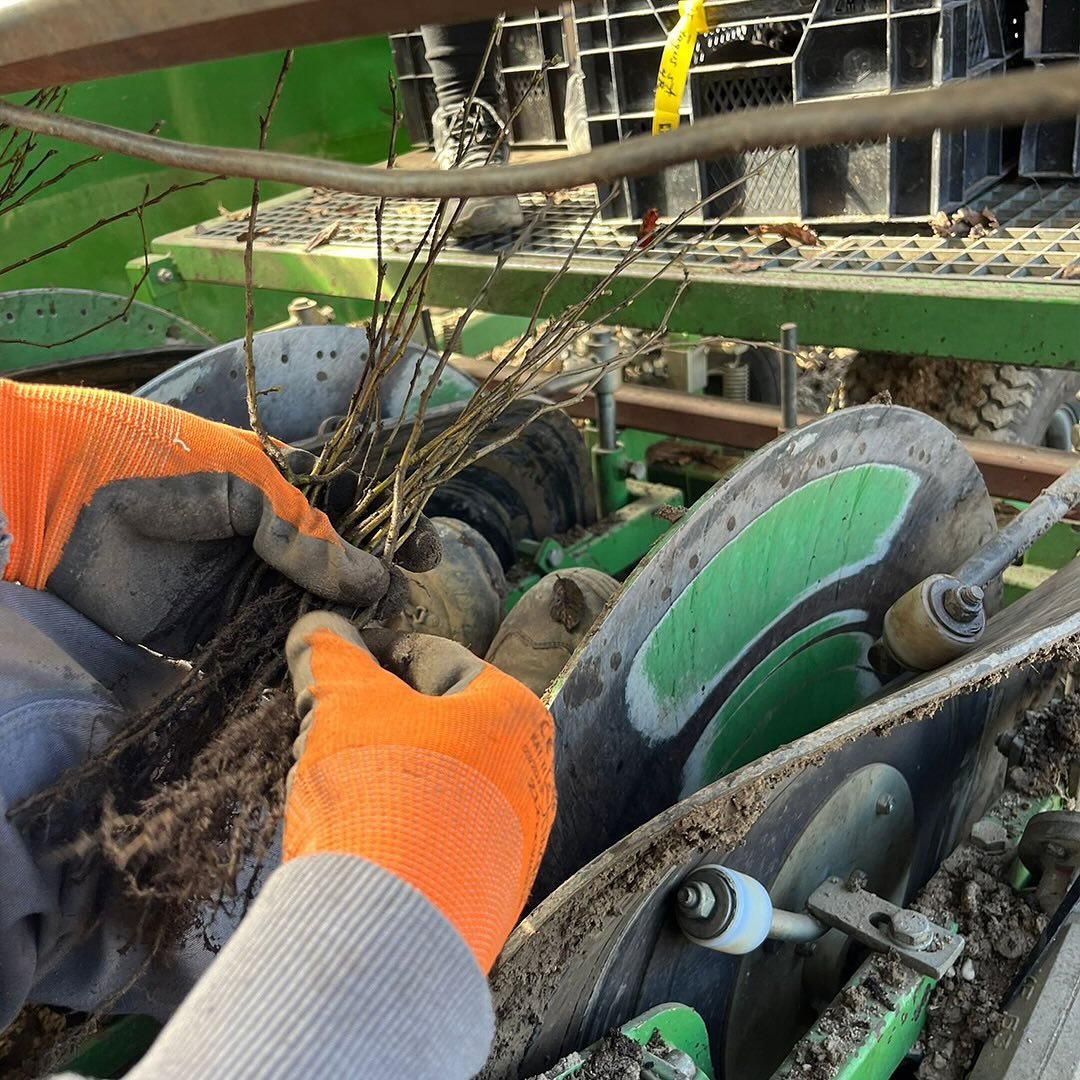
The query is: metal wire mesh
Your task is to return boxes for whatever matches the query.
[178,180,1080,283]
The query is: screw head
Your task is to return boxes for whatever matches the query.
[876,794,895,816]
[154,267,175,285]
[888,909,933,949]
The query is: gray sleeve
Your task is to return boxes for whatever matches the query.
[0,603,130,1031]
[0,582,203,1028]
[115,854,496,1080]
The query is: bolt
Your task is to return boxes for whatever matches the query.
[876,794,895,816]
[676,880,716,921]
[155,267,175,285]
[625,460,648,481]
[942,583,984,623]
[846,868,869,892]
[970,818,1008,854]
[888,909,933,949]
[547,547,564,568]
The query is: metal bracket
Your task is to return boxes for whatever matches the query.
[126,253,183,300]
[807,877,965,979]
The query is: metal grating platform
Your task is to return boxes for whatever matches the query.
[184,181,1080,283]
[152,177,1080,367]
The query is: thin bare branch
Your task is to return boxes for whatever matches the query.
[242,49,294,476]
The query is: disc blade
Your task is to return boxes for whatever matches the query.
[487,557,1080,1078]
[539,405,997,897]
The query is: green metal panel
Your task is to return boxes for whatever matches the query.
[0,38,403,341]
[150,235,1080,367]
[508,479,684,609]
[153,182,1080,366]
[61,1014,160,1078]
[773,958,938,1080]
[542,1003,714,1080]
[437,311,533,358]
[0,289,212,371]
[1003,519,1080,605]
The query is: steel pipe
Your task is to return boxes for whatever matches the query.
[780,322,798,433]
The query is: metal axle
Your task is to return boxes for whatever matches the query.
[876,455,1080,672]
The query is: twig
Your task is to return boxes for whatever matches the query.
[241,49,294,477]
[0,66,1075,198]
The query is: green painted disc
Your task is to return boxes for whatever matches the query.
[538,405,997,899]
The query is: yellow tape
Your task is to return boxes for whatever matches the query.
[652,0,708,135]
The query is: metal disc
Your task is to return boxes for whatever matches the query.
[0,288,213,372]
[485,556,1080,1078]
[134,325,476,444]
[537,405,998,899]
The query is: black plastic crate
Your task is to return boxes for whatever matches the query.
[571,0,1016,223]
[1024,0,1079,58]
[389,12,571,148]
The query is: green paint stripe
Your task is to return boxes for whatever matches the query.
[627,463,918,746]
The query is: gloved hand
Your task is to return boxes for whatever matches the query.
[0,379,437,656]
[283,611,556,973]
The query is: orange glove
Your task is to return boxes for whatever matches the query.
[0,379,398,654]
[283,612,556,973]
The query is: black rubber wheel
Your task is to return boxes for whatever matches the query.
[844,354,1080,445]
[426,402,594,567]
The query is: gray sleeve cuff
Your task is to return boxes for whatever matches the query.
[122,854,495,1080]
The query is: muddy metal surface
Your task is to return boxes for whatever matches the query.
[913,695,1080,1079]
[484,558,1080,1078]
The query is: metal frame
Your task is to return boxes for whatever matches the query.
[149,179,1080,366]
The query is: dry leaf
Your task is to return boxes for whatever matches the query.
[217,203,251,223]
[304,220,341,252]
[1063,263,1080,280]
[726,257,763,273]
[234,226,270,242]
[930,210,953,238]
[747,222,820,246]
[549,576,587,632]
[931,206,999,240]
[637,207,659,248]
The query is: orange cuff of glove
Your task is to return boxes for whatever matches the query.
[283,629,556,973]
[0,378,338,588]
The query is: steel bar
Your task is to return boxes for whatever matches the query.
[2,67,1080,198]
[780,323,798,433]
[767,908,827,945]
[956,459,1080,585]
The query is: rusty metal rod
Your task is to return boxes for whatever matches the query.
[551,380,1080,515]
[451,356,1080,509]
